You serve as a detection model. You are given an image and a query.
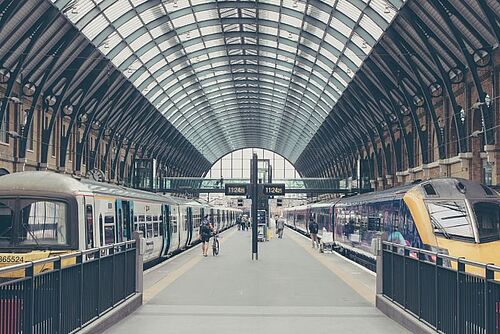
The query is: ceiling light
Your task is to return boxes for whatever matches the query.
[293,0,298,8]
[384,5,390,14]
[362,41,367,49]
[186,31,190,38]
[173,0,178,7]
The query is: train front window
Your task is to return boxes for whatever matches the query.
[0,202,14,246]
[473,202,500,242]
[426,201,474,240]
[19,201,68,246]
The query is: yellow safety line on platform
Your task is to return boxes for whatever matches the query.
[143,229,238,303]
[287,231,375,305]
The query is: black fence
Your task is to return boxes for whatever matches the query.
[0,241,137,334]
[382,242,500,334]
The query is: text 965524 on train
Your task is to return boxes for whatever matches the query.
[0,172,240,274]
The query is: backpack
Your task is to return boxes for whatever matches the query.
[200,224,211,237]
[309,222,318,234]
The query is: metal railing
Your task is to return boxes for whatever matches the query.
[0,240,137,334]
[381,241,500,334]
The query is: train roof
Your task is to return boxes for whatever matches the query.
[0,171,175,204]
[0,171,92,196]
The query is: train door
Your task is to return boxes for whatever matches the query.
[115,199,124,243]
[123,201,133,240]
[186,207,193,246]
[83,197,96,249]
[161,204,171,257]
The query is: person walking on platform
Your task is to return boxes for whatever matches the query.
[308,217,319,249]
[276,216,285,239]
[237,214,242,230]
[199,215,214,257]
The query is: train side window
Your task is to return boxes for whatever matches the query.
[104,216,115,244]
[474,202,500,242]
[153,223,159,237]
[85,205,94,249]
[146,223,153,238]
[99,214,103,245]
[0,201,14,246]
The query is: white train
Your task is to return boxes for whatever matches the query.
[0,172,240,266]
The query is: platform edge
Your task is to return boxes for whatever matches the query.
[78,293,143,334]
[376,294,437,334]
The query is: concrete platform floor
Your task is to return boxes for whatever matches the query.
[104,228,410,334]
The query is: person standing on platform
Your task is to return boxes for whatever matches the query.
[276,216,285,239]
[199,215,213,257]
[308,217,319,249]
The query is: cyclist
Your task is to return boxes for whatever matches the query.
[199,215,213,257]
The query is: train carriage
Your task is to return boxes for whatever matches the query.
[284,178,499,274]
[0,172,240,271]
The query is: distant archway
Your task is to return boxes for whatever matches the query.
[0,168,10,177]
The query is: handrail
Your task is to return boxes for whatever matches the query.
[382,240,500,273]
[0,240,137,275]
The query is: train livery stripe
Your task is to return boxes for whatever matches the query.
[403,189,436,247]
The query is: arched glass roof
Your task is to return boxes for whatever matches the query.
[51,0,406,163]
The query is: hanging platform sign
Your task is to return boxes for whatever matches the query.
[225,183,248,196]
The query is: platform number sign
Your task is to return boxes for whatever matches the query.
[225,184,248,196]
[262,183,285,196]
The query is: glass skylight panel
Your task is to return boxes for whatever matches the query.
[281,13,303,29]
[336,0,362,21]
[140,6,166,24]
[150,26,167,38]
[129,33,151,52]
[104,1,131,23]
[52,0,407,162]
[360,15,384,39]
[307,5,330,23]
[82,14,108,40]
[149,90,163,103]
[370,0,396,22]
[130,0,149,6]
[139,47,159,64]
[117,16,143,38]
[67,0,94,23]
[329,16,353,38]
[332,72,348,89]
[134,71,151,87]
[111,47,133,68]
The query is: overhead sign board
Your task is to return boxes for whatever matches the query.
[225,183,248,196]
[262,183,285,196]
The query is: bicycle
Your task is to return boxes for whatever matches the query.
[212,232,220,256]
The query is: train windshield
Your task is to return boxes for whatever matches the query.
[426,200,474,240]
[0,199,69,248]
[0,202,14,246]
[473,202,500,242]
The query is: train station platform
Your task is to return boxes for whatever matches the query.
[104,228,409,334]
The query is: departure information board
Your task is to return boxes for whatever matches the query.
[262,183,285,196]
[225,184,248,196]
